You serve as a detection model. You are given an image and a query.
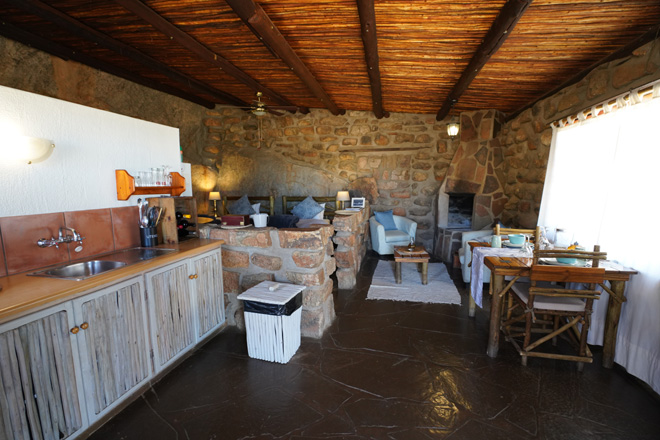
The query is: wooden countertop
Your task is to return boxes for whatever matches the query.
[0,239,224,325]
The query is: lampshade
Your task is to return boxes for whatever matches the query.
[252,108,267,116]
[14,136,55,164]
[337,191,351,201]
[209,191,221,200]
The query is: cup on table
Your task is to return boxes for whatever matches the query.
[491,235,502,248]
[508,234,525,245]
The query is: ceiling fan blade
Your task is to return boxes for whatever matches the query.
[267,109,285,116]
[266,105,299,111]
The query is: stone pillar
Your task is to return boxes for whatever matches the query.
[332,202,370,289]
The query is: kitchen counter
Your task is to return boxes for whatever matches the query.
[0,238,224,325]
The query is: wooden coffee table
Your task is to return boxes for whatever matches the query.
[393,245,430,284]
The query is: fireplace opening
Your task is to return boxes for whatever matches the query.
[448,193,474,229]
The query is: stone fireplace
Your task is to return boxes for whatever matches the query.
[433,110,508,262]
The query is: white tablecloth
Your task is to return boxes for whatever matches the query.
[470,246,529,308]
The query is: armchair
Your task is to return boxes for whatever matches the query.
[369,215,417,255]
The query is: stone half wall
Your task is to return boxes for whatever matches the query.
[199,224,336,338]
[332,203,371,289]
[500,37,660,228]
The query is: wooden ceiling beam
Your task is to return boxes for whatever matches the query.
[226,0,344,116]
[0,21,216,108]
[436,0,533,121]
[356,0,388,119]
[8,0,248,107]
[112,0,302,111]
[506,23,660,121]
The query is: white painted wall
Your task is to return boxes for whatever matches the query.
[0,85,182,217]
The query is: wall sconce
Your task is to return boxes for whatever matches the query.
[15,136,55,164]
[209,191,221,217]
[337,190,351,210]
[447,119,460,139]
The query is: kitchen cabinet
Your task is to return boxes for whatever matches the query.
[71,277,152,422]
[0,303,86,440]
[146,248,224,370]
[115,169,185,200]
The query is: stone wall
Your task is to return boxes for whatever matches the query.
[192,108,460,251]
[199,225,336,338]
[332,204,371,289]
[499,38,660,228]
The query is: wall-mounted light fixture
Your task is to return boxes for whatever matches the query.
[14,136,55,164]
[447,118,460,140]
[209,191,221,217]
[337,190,350,210]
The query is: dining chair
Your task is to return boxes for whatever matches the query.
[502,245,607,370]
[493,224,541,244]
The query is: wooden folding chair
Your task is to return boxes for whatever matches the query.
[502,245,607,370]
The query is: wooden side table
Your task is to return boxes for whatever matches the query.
[393,245,430,284]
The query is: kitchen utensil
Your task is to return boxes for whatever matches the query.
[147,206,159,227]
[154,207,163,226]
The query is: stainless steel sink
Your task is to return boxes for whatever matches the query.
[101,247,177,265]
[29,260,127,281]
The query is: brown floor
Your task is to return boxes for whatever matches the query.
[89,253,660,440]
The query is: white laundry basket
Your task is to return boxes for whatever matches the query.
[237,281,305,363]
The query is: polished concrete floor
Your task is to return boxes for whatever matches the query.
[90,253,660,440]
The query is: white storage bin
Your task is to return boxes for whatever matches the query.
[237,281,305,363]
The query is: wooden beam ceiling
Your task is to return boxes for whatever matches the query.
[112,0,299,110]
[10,0,248,107]
[225,0,344,116]
[436,0,533,121]
[0,20,216,108]
[356,0,388,119]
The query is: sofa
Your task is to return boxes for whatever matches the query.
[458,229,493,284]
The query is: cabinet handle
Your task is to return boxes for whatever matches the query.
[194,274,198,279]
[189,274,195,280]
[70,326,79,334]
[80,322,89,330]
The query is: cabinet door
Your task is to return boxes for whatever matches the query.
[145,261,196,370]
[0,304,85,440]
[72,277,152,421]
[190,249,225,339]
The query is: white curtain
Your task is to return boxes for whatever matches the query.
[538,93,660,394]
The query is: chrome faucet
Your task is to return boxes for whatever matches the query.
[37,227,84,249]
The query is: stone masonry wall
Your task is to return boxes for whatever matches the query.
[199,225,336,339]
[332,203,371,289]
[499,38,660,228]
[192,109,460,252]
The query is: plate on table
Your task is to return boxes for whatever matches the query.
[540,258,588,267]
[503,241,524,248]
[220,225,250,229]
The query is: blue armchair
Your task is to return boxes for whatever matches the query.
[369,215,417,255]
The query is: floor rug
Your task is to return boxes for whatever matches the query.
[367,260,461,305]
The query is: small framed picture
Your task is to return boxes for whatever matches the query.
[351,197,365,208]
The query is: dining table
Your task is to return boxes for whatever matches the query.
[468,242,637,368]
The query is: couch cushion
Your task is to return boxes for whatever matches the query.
[292,196,324,219]
[228,195,256,215]
[384,230,410,243]
[374,210,397,231]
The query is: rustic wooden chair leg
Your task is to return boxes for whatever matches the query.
[552,315,559,346]
[577,361,584,372]
[521,354,528,366]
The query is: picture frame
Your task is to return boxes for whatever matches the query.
[351,197,365,208]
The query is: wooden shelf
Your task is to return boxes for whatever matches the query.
[115,169,185,200]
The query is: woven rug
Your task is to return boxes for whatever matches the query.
[367,260,461,305]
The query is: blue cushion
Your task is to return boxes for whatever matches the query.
[227,195,256,215]
[374,210,397,231]
[291,196,324,219]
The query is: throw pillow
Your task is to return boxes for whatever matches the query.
[227,195,255,215]
[291,196,324,219]
[313,203,326,220]
[374,210,397,231]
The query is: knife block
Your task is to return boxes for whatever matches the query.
[147,196,198,244]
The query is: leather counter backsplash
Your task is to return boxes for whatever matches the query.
[0,206,141,277]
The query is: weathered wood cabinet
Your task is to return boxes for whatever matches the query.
[0,304,85,440]
[72,277,152,421]
[0,246,224,440]
[146,248,224,370]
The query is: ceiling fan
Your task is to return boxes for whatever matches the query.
[244,92,298,116]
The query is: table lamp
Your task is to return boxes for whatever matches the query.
[337,190,350,210]
[209,191,221,217]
